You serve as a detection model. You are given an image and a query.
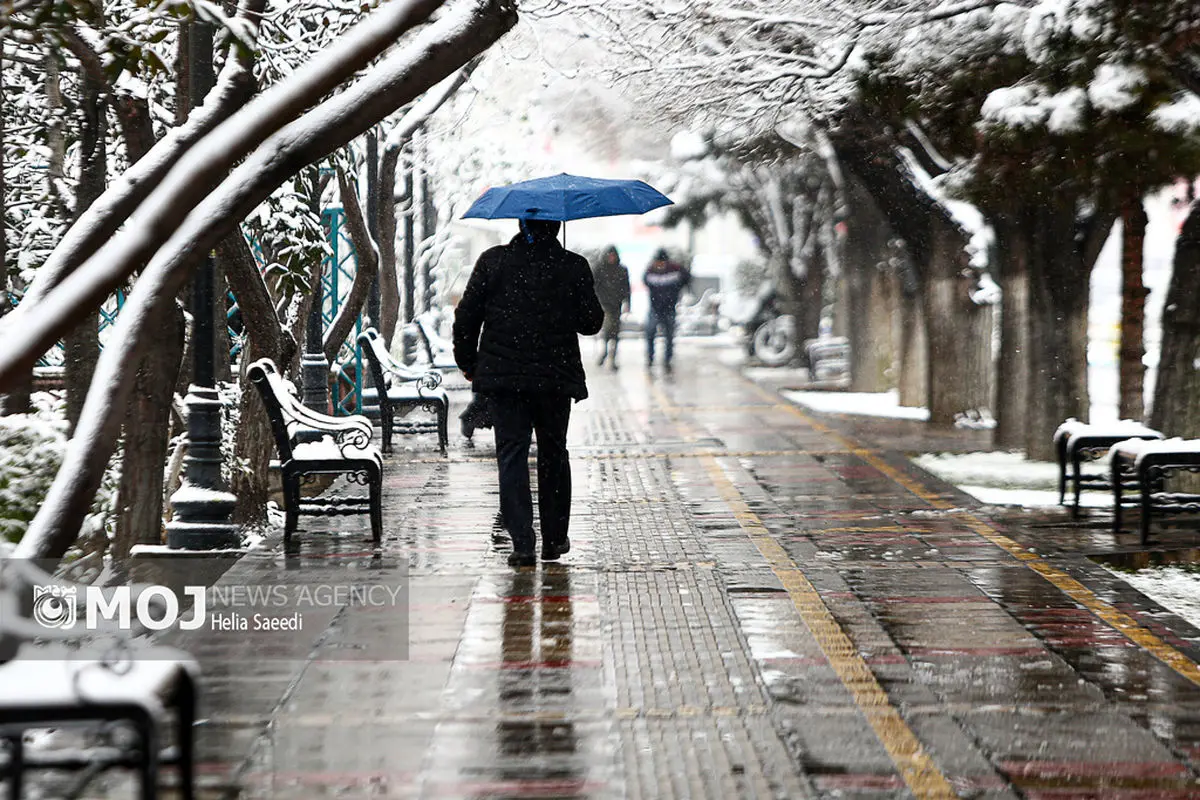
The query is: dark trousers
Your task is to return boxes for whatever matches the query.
[488,391,573,554]
[646,308,676,365]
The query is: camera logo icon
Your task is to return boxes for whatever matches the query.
[32,585,78,629]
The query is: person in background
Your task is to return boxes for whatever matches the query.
[453,218,604,567]
[592,245,631,370]
[642,248,691,373]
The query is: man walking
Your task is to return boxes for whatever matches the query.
[593,245,631,370]
[453,219,604,567]
[643,248,691,373]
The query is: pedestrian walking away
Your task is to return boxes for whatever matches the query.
[453,218,604,567]
[593,245,631,370]
[643,247,691,373]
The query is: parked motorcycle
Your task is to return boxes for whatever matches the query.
[739,283,797,367]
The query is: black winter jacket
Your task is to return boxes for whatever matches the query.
[453,233,604,400]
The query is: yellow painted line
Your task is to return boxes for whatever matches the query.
[647,380,958,799]
[744,378,1200,688]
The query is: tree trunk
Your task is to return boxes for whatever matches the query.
[844,180,897,392]
[63,63,108,435]
[112,302,186,556]
[323,168,379,363]
[0,42,31,416]
[1024,206,1093,461]
[993,211,1031,449]
[897,287,927,408]
[923,217,987,425]
[378,146,401,346]
[1149,202,1200,436]
[1119,197,1148,421]
[402,155,416,325]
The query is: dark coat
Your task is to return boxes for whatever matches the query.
[593,255,631,314]
[453,233,604,400]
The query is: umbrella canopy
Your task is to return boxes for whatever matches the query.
[461,173,672,222]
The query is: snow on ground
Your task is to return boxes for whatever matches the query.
[913,451,1057,490]
[783,388,929,421]
[1103,565,1200,635]
[910,450,1095,507]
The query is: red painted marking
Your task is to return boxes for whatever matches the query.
[429,779,607,797]
[999,760,1190,779]
[1023,790,1199,799]
[871,596,993,604]
[907,646,1047,657]
[813,774,904,790]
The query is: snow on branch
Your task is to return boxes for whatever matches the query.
[0,0,449,390]
[13,0,519,560]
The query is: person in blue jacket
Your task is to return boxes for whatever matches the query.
[643,248,691,373]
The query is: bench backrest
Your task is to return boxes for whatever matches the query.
[247,359,296,462]
[358,328,393,394]
[415,315,453,364]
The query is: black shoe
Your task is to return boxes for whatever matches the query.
[597,353,607,367]
[508,551,536,567]
[664,362,674,375]
[542,538,571,561]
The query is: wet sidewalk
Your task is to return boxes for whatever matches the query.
[189,339,1200,799]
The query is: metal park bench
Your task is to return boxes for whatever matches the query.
[1053,418,1164,518]
[0,562,199,800]
[414,313,461,374]
[1111,438,1200,544]
[248,359,383,545]
[804,337,850,383]
[357,329,448,454]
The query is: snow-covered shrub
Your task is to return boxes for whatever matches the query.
[0,394,119,547]
[0,409,67,543]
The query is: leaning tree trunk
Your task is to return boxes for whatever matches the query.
[1024,206,1093,461]
[1119,197,1148,421]
[992,210,1031,450]
[1149,201,1200,436]
[923,216,988,425]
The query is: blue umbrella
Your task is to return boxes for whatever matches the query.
[461,173,672,221]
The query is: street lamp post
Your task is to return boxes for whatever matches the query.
[302,169,330,412]
[301,269,329,411]
[166,17,238,550]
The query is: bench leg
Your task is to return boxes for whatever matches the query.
[370,468,383,545]
[176,671,197,800]
[437,399,448,453]
[5,735,23,800]
[381,405,394,455]
[1057,438,1068,505]
[1071,452,1083,519]
[1139,466,1152,545]
[1112,456,1124,533]
[284,474,300,545]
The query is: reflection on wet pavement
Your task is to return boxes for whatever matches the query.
[166,341,1200,799]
